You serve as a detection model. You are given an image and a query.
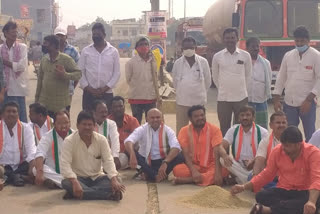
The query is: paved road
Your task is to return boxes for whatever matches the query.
[1,59,319,214]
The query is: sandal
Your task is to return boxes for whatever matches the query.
[250,203,263,214]
[110,191,123,201]
[12,174,25,187]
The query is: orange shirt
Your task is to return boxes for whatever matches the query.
[251,142,320,192]
[178,122,222,168]
[108,113,140,152]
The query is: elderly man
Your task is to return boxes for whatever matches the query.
[0,21,29,122]
[60,111,125,201]
[172,37,211,133]
[125,108,184,182]
[218,105,268,184]
[125,35,158,124]
[108,96,140,169]
[212,28,252,136]
[92,100,121,169]
[231,126,320,214]
[34,110,73,189]
[246,37,272,129]
[0,102,36,189]
[35,35,82,118]
[29,103,53,145]
[79,23,120,112]
[273,26,320,142]
[173,105,228,186]
[54,26,80,112]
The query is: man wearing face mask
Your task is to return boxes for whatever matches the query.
[125,35,158,124]
[35,35,81,118]
[33,110,73,189]
[273,26,320,142]
[79,23,120,112]
[172,37,211,133]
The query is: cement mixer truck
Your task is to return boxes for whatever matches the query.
[203,0,320,89]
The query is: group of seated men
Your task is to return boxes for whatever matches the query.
[0,98,320,214]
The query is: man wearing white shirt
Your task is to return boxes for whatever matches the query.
[79,23,120,112]
[246,37,272,129]
[173,37,211,133]
[0,21,29,122]
[125,108,184,183]
[92,100,122,170]
[218,106,268,184]
[212,28,252,136]
[253,111,287,179]
[309,129,320,148]
[0,102,36,189]
[273,26,320,142]
[34,110,73,189]
[29,103,53,145]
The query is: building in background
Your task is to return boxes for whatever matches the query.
[1,0,59,42]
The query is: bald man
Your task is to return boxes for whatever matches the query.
[124,108,184,182]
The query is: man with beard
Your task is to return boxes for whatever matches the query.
[60,111,125,201]
[108,96,139,169]
[172,105,228,186]
[35,35,81,118]
[125,108,183,183]
[253,111,287,177]
[231,126,320,214]
[246,37,272,129]
[212,28,252,136]
[79,23,120,112]
[34,110,73,189]
[218,105,268,184]
[125,35,158,124]
[0,102,36,189]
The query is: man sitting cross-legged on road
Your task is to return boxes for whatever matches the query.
[231,126,320,214]
[218,105,268,184]
[33,110,73,189]
[60,111,125,201]
[0,102,36,190]
[125,108,184,183]
[92,100,121,169]
[172,105,228,186]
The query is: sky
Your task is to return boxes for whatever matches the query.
[56,0,214,27]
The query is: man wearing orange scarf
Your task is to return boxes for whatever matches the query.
[173,105,228,186]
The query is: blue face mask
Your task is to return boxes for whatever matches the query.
[296,45,309,53]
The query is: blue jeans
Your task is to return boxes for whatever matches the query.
[3,94,27,122]
[283,101,316,142]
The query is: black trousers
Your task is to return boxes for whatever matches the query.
[130,102,156,124]
[136,151,184,181]
[4,161,29,184]
[82,90,113,112]
[256,188,320,214]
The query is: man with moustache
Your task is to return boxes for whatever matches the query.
[79,23,120,112]
[253,111,288,177]
[34,110,73,189]
[172,105,228,186]
[172,37,211,133]
[231,126,320,214]
[217,105,268,184]
[212,28,252,136]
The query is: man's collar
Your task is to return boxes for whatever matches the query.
[45,52,61,62]
[224,47,240,54]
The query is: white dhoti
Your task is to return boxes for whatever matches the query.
[32,165,63,188]
[220,157,251,184]
[119,153,129,170]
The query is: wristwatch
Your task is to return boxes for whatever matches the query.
[162,160,168,165]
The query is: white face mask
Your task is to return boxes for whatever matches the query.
[183,49,195,57]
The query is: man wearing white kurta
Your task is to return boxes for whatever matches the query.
[0,102,36,188]
[34,110,72,188]
[92,100,122,169]
[173,37,211,133]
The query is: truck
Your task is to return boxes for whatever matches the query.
[175,17,208,58]
[203,0,320,90]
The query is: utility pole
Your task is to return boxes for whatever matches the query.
[184,0,186,21]
[168,0,171,19]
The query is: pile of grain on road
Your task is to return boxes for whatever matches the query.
[180,186,252,209]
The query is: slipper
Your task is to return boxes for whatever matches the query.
[12,174,25,187]
[250,203,263,214]
[110,191,123,201]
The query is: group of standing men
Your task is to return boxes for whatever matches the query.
[0,18,320,214]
